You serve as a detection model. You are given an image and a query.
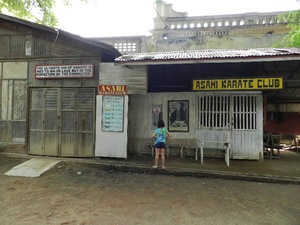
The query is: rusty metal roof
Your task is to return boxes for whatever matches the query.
[115,48,300,64]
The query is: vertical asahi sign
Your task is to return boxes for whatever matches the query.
[35,64,94,79]
[98,85,127,132]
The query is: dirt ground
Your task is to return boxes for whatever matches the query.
[0,155,299,225]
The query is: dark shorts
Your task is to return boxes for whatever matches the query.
[154,142,166,149]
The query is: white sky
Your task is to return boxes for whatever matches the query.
[54,0,300,37]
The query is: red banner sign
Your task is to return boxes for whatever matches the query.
[98,85,127,95]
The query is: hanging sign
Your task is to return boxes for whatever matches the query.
[35,64,94,79]
[98,85,127,95]
[193,78,283,91]
[102,95,124,132]
[153,106,161,114]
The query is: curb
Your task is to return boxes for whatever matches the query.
[76,160,300,185]
[2,152,300,185]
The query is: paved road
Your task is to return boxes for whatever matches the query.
[0,155,299,225]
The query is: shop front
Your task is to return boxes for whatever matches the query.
[105,48,300,160]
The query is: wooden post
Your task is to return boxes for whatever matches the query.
[200,142,204,165]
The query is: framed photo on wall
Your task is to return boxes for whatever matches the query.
[168,100,189,132]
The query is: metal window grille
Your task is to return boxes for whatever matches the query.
[232,95,257,130]
[197,95,231,129]
[197,95,257,130]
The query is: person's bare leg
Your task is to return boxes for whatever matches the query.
[161,148,166,169]
[153,148,159,168]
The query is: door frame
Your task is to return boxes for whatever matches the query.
[28,87,96,157]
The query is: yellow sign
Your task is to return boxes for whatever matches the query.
[193,78,283,91]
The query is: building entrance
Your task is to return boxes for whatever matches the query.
[28,88,95,157]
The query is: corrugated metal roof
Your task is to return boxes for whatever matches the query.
[115,48,300,64]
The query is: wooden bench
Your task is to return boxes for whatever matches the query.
[148,144,189,158]
[195,140,230,166]
[167,144,189,158]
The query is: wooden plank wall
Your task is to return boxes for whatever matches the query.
[0,19,109,147]
[128,92,263,159]
[0,61,27,143]
[128,92,197,154]
[0,58,102,144]
[99,63,147,94]
[28,59,100,87]
[0,20,102,59]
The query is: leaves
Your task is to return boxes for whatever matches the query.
[0,0,88,27]
[275,10,300,47]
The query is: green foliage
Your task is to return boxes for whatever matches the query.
[274,10,300,47]
[0,0,88,27]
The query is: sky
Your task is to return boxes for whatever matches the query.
[54,0,300,37]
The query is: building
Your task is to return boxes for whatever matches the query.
[99,48,300,160]
[1,2,299,161]
[0,14,120,156]
[95,1,300,159]
[151,0,291,51]
[97,1,292,54]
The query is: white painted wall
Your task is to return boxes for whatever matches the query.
[95,95,128,158]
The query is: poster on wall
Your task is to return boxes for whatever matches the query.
[168,100,189,132]
[102,95,124,132]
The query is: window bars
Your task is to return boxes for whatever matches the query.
[197,95,257,130]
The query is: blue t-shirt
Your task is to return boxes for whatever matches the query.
[154,128,169,144]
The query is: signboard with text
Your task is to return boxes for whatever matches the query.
[98,85,127,95]
[35,64,94,79]
[102,95,124,132]
[193,78,283,91]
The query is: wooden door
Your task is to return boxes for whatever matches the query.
[231,95,263,159]
[76,88,95,156]
[29,88,95,157]
[29,89,59,156]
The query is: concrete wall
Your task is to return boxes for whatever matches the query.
[265,104,300,135]
[267,104,300,113]
[149,33,287,52]
[264,112,300,135]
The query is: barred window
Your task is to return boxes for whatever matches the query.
[113,42,137,52]
[197,95,231,129]
[197,95,257,130]
[233,96,257,130]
